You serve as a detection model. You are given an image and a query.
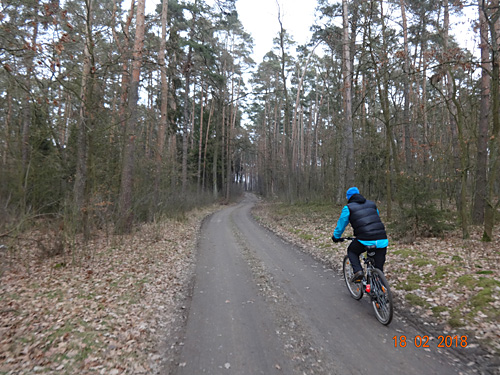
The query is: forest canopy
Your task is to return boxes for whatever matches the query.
[0,0,498,241]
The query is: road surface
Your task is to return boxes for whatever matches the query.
[172,194,484,375]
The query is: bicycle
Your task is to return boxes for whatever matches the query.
[340,237,393,325]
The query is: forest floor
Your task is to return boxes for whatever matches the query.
[0,197,499,374]
[0,205,219,375]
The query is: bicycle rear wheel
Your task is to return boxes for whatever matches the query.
[370,268,393,325]
[343,255,363,300]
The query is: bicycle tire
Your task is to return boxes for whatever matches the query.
[370,268,393,325]
[343,255,363,300]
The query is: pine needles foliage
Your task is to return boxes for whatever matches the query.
[389,176,454,243]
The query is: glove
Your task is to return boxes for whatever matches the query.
[332,236,343,243]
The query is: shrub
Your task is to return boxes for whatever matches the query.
[389,176,453,242]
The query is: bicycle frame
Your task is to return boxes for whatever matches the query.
[360,249,376,292]
[340,238,393,325]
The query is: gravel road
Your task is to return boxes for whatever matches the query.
[172,194,479,375]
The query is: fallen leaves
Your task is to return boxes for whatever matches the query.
[2,199,498,374]
[0,205,219,375]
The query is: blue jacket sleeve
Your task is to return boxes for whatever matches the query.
[333,206,350,239]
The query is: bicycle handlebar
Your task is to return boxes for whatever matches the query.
[341,237,355,241]
[332,236,355,243]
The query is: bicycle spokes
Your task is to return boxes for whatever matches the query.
[370,270,393,325]
[343,255,363,300]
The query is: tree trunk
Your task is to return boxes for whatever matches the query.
[154,0,169,208]
[22,1,39,167]
[226,75,241,201]
[400,0,412,170]
[443,0,469,238]
[369,0,397,218]
[198,84,205,193]
[3,90,12,166]
[21,0,39,211]
[202,99,214,191]
[112,0,134,131]
[169,133,177,191]
[276,2,293,201]
[74,0,94,240]
[416,12,429,178]
[484,0,500,240]
[213,135,218,199]
[342,0,355,192]
[226,77,234,201]
[473,0,490,225]
[182,54,192,193]
[168,53,178,192]
[293,43,320,190]
[117,0,146,233]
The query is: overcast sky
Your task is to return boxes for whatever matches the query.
[235,0,316,62]
[145,1,478,64]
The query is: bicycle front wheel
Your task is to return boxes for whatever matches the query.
[370,268,393,325]
[343,255,363,300]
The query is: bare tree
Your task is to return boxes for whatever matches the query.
[276,0,294,201]
[473,0,490,225]
[483,0,500,240]
[21,0,39,211]
[117,0,146,233]
[400,0,412,170]
[154,0,169,207]
[342,0,355,192]
[74,0,95,239]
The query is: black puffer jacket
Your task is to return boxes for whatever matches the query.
[347,194,387,240]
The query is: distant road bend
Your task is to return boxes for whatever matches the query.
[173,193,480,375]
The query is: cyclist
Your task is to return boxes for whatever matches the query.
[332,187,388,282]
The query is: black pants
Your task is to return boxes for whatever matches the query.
[347,239,386,273]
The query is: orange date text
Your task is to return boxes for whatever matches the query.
[392,335,468,348]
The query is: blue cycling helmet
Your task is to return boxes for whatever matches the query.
[346,187,359,200]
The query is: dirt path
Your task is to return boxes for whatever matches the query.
[171,194,479,375]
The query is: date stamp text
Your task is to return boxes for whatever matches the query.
[393,335,468,348]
